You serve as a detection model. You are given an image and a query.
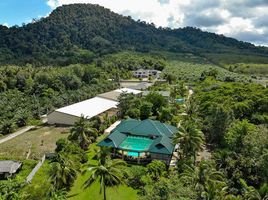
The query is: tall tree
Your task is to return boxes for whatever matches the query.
[180,161,226,200]
[117,93,139,118]
[145,92,167,115]
[241,179,268,200]
[173,120,204,162]
[84,158,126,200]
[206,104,233,147]
[69,116,98,150]
[49,153,77,190]
[140,101,153,120]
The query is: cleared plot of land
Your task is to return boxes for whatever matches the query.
[0,126,69,160]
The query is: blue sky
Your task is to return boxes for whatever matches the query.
[0,0,51,26]
[0,0,268,46]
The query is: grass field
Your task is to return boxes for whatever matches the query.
[0,126,69,160]
[68,137,138,200]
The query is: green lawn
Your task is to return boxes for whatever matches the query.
[68,136,138,200]
[68,175,138,200]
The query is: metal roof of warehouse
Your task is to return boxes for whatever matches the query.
[56,97,118,118]
[53,88,141,119]
[97,91,122,101]
[98,87,142,101]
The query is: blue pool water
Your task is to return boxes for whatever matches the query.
[127,151,139,157]
[119,136,153,151]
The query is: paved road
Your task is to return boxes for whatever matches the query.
[0,126,35,145]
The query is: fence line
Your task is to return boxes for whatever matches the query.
[26,155,46,183]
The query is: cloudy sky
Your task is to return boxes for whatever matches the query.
[1,0,268,46]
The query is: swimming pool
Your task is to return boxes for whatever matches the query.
[119,136,153,152]
[127,151,139,157]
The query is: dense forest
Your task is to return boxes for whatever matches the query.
[1,4,268,66]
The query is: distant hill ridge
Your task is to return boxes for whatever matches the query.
[0,3,268,66]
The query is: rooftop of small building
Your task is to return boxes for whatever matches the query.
[0,160,22,174]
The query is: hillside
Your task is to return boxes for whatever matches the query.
[0,4,268,66]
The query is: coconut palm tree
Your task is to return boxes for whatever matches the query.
[83,158,126,200]
[94,146,111,165]
[201,180,227,200]
[180,160,225,200]
[241,179,268,200]
[184,97,200,124]
[173,120,204,162]
[69,115,98,150]
[49,153,77,190]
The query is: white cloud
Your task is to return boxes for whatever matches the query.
[47,0,60,9]
[46,0,268,46]
[3,23,9,27]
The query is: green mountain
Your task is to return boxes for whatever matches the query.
[0,3,268,66]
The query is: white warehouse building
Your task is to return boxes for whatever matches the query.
[47,88,141,125]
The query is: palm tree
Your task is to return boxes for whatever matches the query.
[201,180,227,200]
[173,120,204,162]
[83,158,126,200]
[184,96,200,124]
[241,179,268,200]
[69,115,98,150]
[49,153,77,190]
[224,195,243,200]
[49,188,67,200]
[180,161,225,200]
[94,146,111,165]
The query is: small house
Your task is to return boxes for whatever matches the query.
[133,69,161,78]
[0,160,22,179]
